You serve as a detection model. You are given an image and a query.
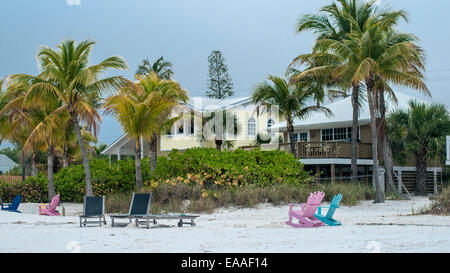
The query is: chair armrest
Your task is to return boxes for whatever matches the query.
[288,203,306,209]
[1,203,11,209]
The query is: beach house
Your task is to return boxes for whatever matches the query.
[268,92,443,194]
[102,96,282,159]
[103,92,444,194]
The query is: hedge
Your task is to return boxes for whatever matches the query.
[0,148,313,203]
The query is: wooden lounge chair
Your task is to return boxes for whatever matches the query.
[79,196,107,227]
[109,193,152,227]
[285,191,325,228]
[314,194,343,226]
[1,195,21,213]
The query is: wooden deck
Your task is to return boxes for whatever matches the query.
[241,141,373,160]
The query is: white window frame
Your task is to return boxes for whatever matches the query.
[291,131,309,143]
[320,126,360,142]
[247,117,257,137]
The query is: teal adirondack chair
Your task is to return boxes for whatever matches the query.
[314,194,343,226]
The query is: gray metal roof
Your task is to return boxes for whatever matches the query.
[0,154,18,173]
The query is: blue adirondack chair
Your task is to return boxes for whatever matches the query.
[314,193,342,226]
[1,195,22,213]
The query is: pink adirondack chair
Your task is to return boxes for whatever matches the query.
[39,194,61,216]
[285,191,325,228]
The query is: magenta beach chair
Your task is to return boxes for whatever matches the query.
[39,194,61,216]
[285,191,325,228]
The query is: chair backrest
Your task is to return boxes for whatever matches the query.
[83,196,105,216]
[49,194,60,211]
[325,194,343,218]
[129,193,152,215]
[10,195,21,210]
[303,191,324,216]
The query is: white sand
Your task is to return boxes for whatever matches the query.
[0,197,449,253]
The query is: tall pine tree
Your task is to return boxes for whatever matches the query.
[206,50,233,99]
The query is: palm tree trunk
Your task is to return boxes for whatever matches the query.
[149,133,158,174]
[31,152,38,176]
[21,152,26,182]
[366,80,383,203]
[47,144,56,201]
[63,144,69,167]
[135,138,143,191]
[416,147,427,196]
[72,113,93,196]
[382,136,398,194]
[351,84,360,182]
[287,118,297,158]
[379,91,398,195]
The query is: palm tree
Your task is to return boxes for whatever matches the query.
[252,75,332,157]
[23,103,68,200]
[104,72,188,188]
[387,101,450,195]
[343,16,428,201]
[0,79,37,179]
[136,56,174,80]
[0,77,68,201]
[297,6,427,201]
[11,40,129,196]
[294,0,376,181]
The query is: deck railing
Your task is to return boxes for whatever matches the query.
[241,141,373,160]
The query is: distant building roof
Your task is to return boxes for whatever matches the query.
[273,92,431,131]
[185,96,252,112]
[0,154,18,173]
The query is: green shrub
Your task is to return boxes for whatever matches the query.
[150,148,313,189]
[54,158,151,202]
[0,174,48,203]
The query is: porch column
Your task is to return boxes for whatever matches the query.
[109,154,111,165]
[397,170,402,193]
[433,169,438,194]
[331,164,335,183]
[118,152,121,161]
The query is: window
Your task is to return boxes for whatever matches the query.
[321,127,360,141]
[177,124,184,135]
[292,132,308,142]
[267,119,276,137]
[248,117,256,137]
[334,127,347,141]
[299,132,308,142]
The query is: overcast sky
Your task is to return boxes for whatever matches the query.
[1,0,449,146]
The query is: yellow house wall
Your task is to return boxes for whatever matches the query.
[158,103,284,155]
